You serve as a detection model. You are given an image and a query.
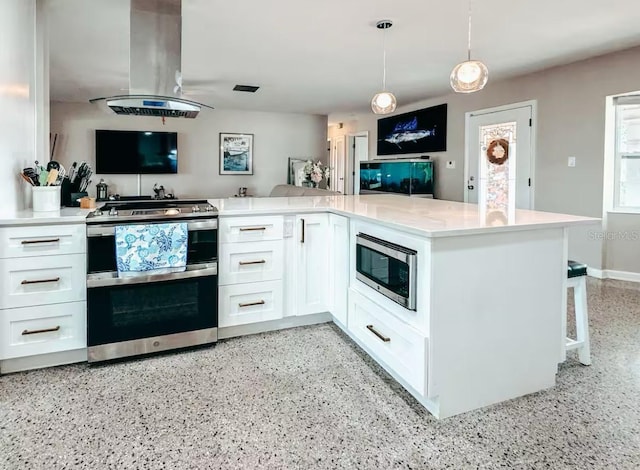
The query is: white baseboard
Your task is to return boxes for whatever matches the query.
[603,269,640,282]
[588,268,640,282]
[587,267,606,279]
[0,348,87,374]
[218,312,332,339]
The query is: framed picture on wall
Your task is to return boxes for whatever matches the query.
[219,133,253,175]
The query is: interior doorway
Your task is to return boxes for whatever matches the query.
[347,131,369,195]
[329,135,346,193]
[464,101,536,209]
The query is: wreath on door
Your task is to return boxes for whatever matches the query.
[486,138,509,165]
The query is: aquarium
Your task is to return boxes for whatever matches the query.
[360,159,434,196]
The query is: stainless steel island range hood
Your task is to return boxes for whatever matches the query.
[90,0,212,118]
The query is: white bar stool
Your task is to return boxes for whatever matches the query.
[566,260,591,365]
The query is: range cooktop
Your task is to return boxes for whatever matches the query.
[85,199,218,224]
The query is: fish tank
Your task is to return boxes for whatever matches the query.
[360,159,434,196]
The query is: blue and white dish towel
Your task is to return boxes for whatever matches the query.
[115,223,188,276]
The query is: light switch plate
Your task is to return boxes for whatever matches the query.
[568,156,576,167]
[446,160,456,169]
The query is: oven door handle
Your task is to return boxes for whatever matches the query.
[87,263,217,288]
[87,219,218,237]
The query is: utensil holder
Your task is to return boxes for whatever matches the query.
[32,186,61,212]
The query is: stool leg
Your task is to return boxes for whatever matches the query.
[574,277,591,365]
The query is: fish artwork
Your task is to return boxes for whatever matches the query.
[384,116,436,148]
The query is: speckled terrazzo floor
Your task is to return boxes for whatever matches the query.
[1,278,640,470]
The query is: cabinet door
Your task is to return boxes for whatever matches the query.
[329,214,349,325]
[295,214,329,315]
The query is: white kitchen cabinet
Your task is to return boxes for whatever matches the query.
[295,214,329,316]
[348,288,427,395]
[328,214,349,325]
[219,240,284,286]
[218,216,286,328]
[219,280,284,327]
[0,223,87,368]
[219,216,284,243]
[0,301,86,359]
[0,224,86,259]
[0,254,86,309]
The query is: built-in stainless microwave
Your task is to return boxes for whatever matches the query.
[355,233,417,310]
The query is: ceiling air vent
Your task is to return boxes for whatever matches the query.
[233,85,260,93]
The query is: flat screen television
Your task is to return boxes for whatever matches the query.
[377,103,447,156]
[95,130,178,174]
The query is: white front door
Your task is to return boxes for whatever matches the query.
[465,105,534,209]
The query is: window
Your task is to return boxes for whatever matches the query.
[614,96,640,210]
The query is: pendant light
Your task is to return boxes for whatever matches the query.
[450,0,488,93]
[371,20,397,114]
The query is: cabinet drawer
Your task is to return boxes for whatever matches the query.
[348,289,427,395]
[219,240,283,285]
[0,224,86,259]
[219,216,283,243]
[0,302,86,359]
[219,280,283,327]
[0,254,86,309]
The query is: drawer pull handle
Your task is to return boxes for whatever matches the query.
[21,277,61,285]
[366,324,391,343]
[21,238,60,245]
[239,227,267,232]
[22,326,61,336]
[238,300,266,308]
[238,259,266,266]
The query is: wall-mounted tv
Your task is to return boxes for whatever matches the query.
[95,130,178,174]
[377,103,447,156]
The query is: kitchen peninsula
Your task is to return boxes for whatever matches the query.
[0,195,598,419]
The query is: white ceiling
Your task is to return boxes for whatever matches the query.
[48,0,640,115]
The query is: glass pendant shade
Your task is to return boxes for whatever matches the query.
[371,91,397,115]
[450,59,489,93]
[451,0,488,93]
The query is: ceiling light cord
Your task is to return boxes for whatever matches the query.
[382,27,387,90]
[467,0,472,61]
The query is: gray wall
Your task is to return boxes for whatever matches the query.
[50,102,328,199]
[340,46,640,273]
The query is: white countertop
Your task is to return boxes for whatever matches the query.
[0,207,93,226]
[0,195,599,237]
[210,194,600,238]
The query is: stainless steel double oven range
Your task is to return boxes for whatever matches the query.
[85,200,218,362]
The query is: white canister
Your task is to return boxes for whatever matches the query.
[32,186,61,212]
